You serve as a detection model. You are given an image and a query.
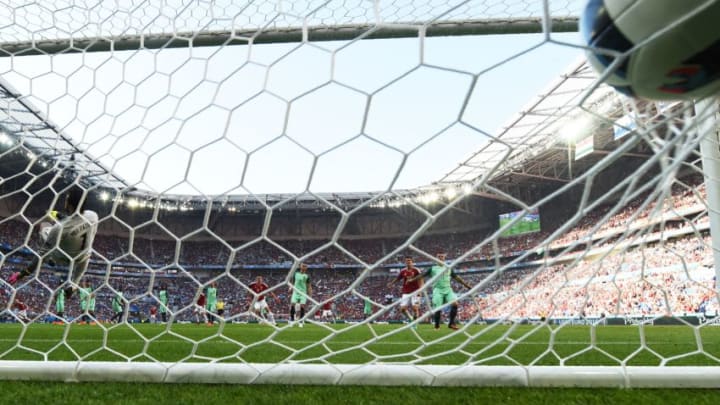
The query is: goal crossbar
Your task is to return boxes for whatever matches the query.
[0,17,578,56]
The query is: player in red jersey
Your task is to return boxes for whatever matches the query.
[194,292,208,324]
[12,299,29,323]
[387,256,424,323]
[320,299,336,324]
[248,276,279,325]
[149,306,157,324]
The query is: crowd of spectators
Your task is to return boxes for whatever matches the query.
[0,175,717,323]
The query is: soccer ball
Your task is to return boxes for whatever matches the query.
[580,0,720,100]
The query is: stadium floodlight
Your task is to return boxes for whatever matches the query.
[0,0,719,392]
[558,115,593,143]
[444,187,457,199]
[462,183,473,195]
[419,191,440,205]
[0,132,11,146]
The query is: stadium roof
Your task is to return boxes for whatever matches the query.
[437,60,618,187]
[0,78,129,191]
[0,2,605,212]
[0,59,629,211]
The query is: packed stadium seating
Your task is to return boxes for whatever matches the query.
[0,174,717,323]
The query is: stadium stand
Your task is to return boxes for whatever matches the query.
[0,173,717,323]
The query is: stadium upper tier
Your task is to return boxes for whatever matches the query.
[0,173,708,270]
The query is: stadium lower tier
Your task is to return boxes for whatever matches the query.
[0,232,717,324]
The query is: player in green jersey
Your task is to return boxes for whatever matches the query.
[289,263,312,327]
[89,286,96,320]
[413,252,472,330]
[363,297,373,322]
[206,282,218,325]
[55,286,66,322]
[79,280,94,324]
[158,284,169,323]
[111,291,124,324]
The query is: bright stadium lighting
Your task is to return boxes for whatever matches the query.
[559,115,593,143]
[0,132,11,146]
[420,191,439,205]
[462,183,473,195]
[444,187,457,199]
[127,199,139,209]
[99,191,109,201]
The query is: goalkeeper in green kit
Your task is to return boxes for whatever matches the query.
[412,252,472,330]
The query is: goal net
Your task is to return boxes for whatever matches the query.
[0,0,718,387]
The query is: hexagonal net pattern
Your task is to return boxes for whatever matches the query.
[0,0,718,388]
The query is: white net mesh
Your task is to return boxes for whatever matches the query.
[0,0,718,386]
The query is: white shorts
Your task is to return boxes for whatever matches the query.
[321,310,333,317]
[253,300,269,312]
[400,293,421,308]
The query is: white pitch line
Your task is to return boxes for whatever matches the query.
[0,338,683,346]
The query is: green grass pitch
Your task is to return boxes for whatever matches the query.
[1,323,720,403]
[3,322,720,365]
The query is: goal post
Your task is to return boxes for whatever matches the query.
[697,97,720,287]
[0,0,719,389]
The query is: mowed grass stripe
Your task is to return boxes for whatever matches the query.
[0,324,717,366]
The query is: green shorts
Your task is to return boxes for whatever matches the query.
[291,292,308,305]
[206,303,217,312]
[432,290,457,309]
